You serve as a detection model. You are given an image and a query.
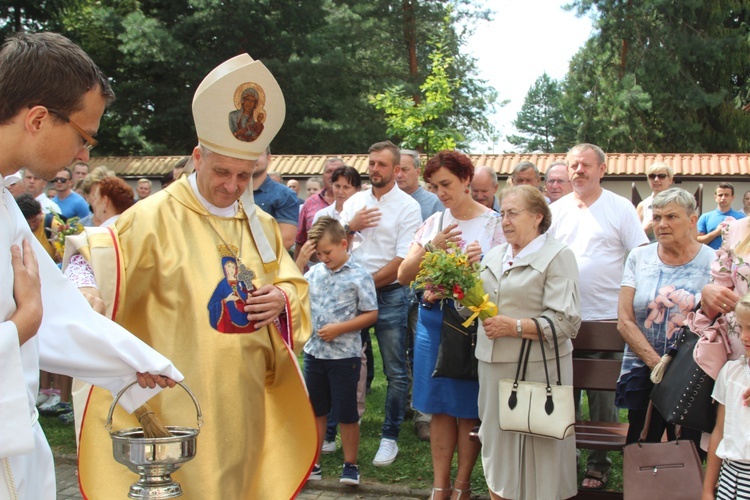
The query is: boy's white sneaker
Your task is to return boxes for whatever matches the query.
[372,438,398,466]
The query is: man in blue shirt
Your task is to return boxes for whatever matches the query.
[252,147,299,250]
[396,149,442,221]
[697,182,745,250]
[51,167,90,220]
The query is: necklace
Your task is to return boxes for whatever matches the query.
[204,216,256,287]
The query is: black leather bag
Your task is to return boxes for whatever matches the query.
[650,325,717,433]
[432,302,479,380]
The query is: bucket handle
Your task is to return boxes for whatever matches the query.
[105,380,203,434]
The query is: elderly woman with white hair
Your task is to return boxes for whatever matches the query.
[636,162,674,241]
[616,187,713,448]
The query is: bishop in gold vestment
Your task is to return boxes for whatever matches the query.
[77,176,317,499]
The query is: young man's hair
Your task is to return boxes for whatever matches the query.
[0,32,115,124]
[57,166,73,179]
[717,182,735,196]
[368,140,400,166]
[307,216,346,243]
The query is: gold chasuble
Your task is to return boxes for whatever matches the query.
[78,178,317,499]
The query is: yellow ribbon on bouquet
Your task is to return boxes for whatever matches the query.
[462,294,498,328]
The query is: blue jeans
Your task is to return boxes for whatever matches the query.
[375,285,409,440]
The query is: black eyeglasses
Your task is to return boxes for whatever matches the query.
[648,173,668,180]
[53,177,70,183]
[47,108,98,151]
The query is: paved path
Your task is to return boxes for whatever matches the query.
[55,460,429,499]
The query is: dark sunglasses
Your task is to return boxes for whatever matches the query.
[53,177,71,183]
[648,173,668,180]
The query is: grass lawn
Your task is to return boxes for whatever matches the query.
[39,339,626,494]
[40,414,77,456]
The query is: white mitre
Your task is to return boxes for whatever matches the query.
[192,54,286,265]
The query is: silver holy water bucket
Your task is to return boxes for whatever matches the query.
[106,381,203,499]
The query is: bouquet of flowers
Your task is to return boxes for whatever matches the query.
[412,242,497,327]
[49,214,84,261]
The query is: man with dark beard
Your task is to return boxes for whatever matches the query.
[340,140,421,466]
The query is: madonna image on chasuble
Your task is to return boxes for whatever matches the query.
[208,248,256,333]
[228,82,266,142]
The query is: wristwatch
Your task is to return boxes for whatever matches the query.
[343,223,356,235]
[516,319,523,338]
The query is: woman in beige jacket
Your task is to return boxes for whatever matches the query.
[476,185,581,500]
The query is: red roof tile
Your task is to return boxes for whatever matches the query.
[89,153,750,179]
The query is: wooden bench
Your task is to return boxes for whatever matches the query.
[572,320,628,500]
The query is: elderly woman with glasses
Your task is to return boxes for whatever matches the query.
[636,162,674,241]
[476,185,580,500]
[616,188,713,448]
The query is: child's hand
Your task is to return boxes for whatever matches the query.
[295,240,316,273]
[318,324,340,342]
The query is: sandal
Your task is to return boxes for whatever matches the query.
[431,486,452,500]
[581,469,609,490]
[452,479,471,499]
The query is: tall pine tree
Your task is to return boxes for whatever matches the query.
[560,0,750,152]
[507,73,572,153]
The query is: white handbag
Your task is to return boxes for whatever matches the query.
[498,317,575,440]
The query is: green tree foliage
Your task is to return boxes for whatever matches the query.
[0,0,82,35]
[560,0,750,153]
[507,73,573,153]
[0,0,497,156]
[369,39,461,155]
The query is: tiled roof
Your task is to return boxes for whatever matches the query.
[88,156,188,178]
[90,153,750,179]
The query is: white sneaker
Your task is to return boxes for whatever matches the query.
[36,391,50,407]
[321,440,337,454]
[38,394,60,411]
[372,438,398,466]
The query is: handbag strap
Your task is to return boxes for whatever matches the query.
[530,318,552,390]
[539,316,563,385]
[519,338,533,381]
[639,400,683,442]
[512,338,529,384]
[639,401,654,442]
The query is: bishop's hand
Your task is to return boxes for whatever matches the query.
[244,284,285,329]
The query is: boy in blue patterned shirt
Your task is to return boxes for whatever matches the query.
[303,216,378,485]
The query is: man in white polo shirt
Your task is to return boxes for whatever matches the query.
[549,142,648,490]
